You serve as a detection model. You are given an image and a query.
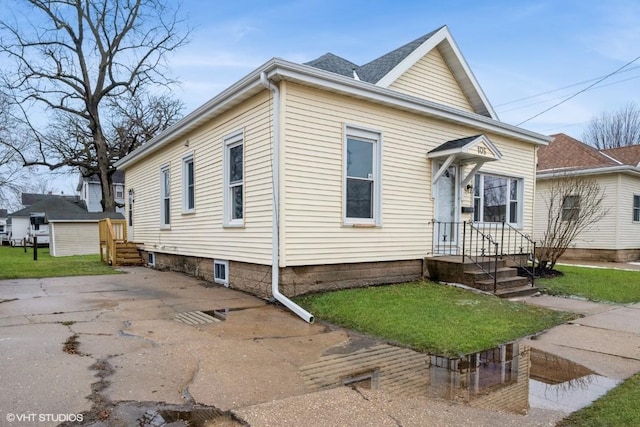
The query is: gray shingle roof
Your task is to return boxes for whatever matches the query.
[304,53,359,78]
[357,27,442,83]
[10,196,87,218]
[21,192,82,206]
[429,135,483,153]
[304,27,443,84]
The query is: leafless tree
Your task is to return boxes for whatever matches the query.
[583,102,640,149]
[537,175,608,271]
[0,0,189,211]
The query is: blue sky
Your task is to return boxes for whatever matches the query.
[5,0,640,196]
[169,0,640,139]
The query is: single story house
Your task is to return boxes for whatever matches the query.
[535,133,640,261]
[115,25,550,321]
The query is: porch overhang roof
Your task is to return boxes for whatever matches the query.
[427,134,502,163]
[428,135,502,187]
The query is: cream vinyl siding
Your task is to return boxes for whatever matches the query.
[389,47,474,113]
[281,82,537,266]
[534,174,620,250]
[617,174,640,249]
[50,222,99,256]
[124,92,274,265]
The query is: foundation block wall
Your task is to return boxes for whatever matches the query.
[558,248,640,263]
[142,251,423,298]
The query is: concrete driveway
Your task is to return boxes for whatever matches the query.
[1,267,637,426]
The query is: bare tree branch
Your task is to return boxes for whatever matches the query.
[583,102,640,149]
[0,0,189,211]
[537,175,608,271]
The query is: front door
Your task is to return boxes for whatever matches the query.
[434,164,458,253]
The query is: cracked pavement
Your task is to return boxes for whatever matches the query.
[3,267,638,426]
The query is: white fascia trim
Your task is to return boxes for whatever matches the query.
[270,62,550,146]
[537,165,640,179]
[115,57,549,171]
[374,26,498,120]
[47,220,100,223]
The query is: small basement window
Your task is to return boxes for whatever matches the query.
[214,259,229,286]
[147,252,155,267]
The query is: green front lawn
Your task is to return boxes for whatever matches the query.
[538,264,640,304]
[0,246,119,279]
[296,281,575,357]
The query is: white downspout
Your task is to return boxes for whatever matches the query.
[260,72,314,323]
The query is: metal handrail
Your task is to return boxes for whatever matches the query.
[433,220,537,291]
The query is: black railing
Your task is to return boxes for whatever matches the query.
[432,220,537,290]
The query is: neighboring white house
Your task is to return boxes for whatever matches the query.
[0,209,7,244]
[77,170,125,214]
[115,25,550,320]
[535,133,640,262]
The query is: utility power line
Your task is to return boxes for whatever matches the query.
[516,55,640,126]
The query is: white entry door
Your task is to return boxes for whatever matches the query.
[434,164,458,253]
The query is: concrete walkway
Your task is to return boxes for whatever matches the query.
[1,267,639,426]
[519,294,640,381]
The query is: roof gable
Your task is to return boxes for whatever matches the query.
[304,26,495,118]
[371,26,496,118]
[428,134,502,162]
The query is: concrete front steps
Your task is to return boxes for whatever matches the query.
[424,256,538,298]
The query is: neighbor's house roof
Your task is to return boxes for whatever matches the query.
[11,196,88,218]
[116,26,550,170]
[537,133,640,179]
[602,145,640,167]
[21,192,84,207]
[10,196,123,222]
[47,211,124,222]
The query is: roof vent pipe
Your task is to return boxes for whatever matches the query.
[260,72,314,323]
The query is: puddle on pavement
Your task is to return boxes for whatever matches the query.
[138,408,241,427]
[302,341,619,415]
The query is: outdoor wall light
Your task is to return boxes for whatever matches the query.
[466,183,474,192]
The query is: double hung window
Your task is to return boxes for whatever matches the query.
[224,131,244,226]
[344,126,382,225]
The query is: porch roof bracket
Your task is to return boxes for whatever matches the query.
[461,160,487,188]
[432,154,456,186]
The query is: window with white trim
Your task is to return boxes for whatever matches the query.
[473,173,522,225]
[182,153,195,213]
[562,195,580,222]
[214,259,229,286]
[114,184,124,199]
[633,194,640,222]
[160,165,171,228]
[344,126,382,225]
[147,252,155,267]
[223,131,244,226]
